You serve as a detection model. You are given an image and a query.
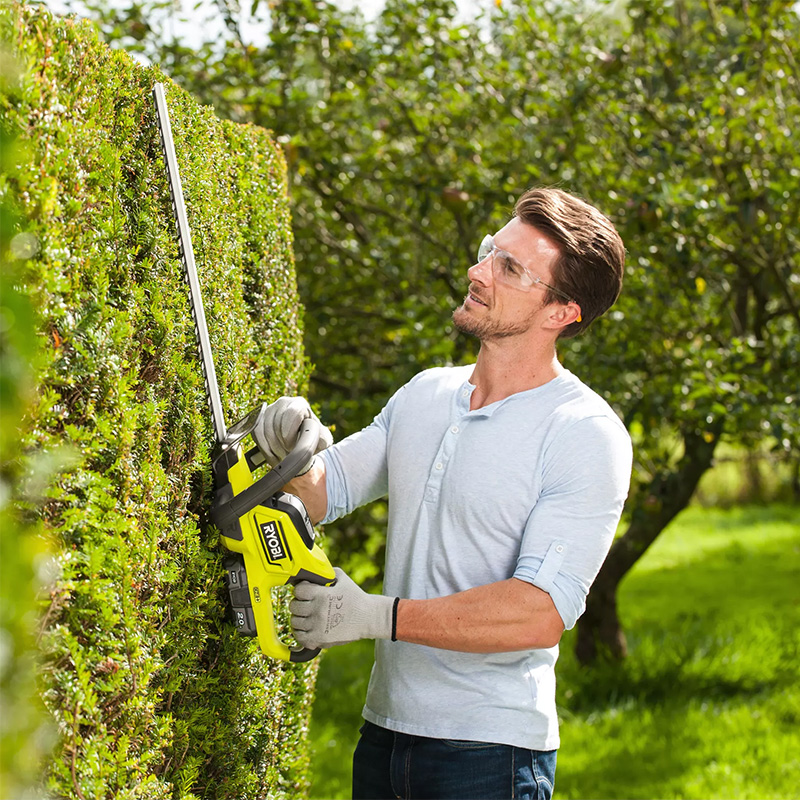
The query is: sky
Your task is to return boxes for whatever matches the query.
[46,0,488,51]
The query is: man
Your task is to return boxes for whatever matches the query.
[259,187,632,799]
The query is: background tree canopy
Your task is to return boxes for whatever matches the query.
[42,0,800,658]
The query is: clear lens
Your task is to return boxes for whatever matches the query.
[474,234,576,307]
[477,234,493,262]
[476,234,534,291]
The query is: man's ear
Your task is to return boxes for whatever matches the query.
[544,302,582,331]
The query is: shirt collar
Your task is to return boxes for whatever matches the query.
[457,371,571,417]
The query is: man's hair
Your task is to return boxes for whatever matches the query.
[514,187,625,339]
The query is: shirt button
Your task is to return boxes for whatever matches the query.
[462,389,469,397]
[435,462,443,470]
[451,426,459,434]
[556,545,564,553]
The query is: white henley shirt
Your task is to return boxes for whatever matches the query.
[318,364,632,751]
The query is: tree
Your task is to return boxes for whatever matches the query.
[557,0,800,661]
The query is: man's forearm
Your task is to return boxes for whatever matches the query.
[284,458,328,524]
[395,578,564,653]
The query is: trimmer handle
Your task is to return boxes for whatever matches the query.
[286,567,339,662]
[212,417,318,530]
[290,646,321,662]
[224,552,334,662]
[267,417,319,488]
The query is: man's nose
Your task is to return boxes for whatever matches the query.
[468,256,492,284]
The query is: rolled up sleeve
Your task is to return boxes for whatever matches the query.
[513,415,632,630]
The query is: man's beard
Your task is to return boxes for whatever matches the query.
[452,300,532,341]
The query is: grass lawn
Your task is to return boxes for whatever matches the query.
[308,504,800,799]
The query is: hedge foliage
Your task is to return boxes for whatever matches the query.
[1,4,318,797]
[0,18,52,798]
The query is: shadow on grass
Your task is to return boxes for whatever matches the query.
[690,503,799,529]
[558,534,800,714]
[554,704,719,800]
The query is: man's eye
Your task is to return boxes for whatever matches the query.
[498,253,520,275]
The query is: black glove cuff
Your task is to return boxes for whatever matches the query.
[391,597,400,642]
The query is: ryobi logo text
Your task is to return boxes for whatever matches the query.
[258,520,288,564]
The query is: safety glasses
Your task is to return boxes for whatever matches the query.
[477,234,576,306]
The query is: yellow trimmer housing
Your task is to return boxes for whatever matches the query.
[211,411,335,662]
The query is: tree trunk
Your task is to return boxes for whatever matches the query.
[575,425,722,665]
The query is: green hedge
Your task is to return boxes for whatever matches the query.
[1,4,317,797]
[0,15,51,796]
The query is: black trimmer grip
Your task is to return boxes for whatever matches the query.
[289,646,322,663]
[212,418,318,530]
[267,418,318,488]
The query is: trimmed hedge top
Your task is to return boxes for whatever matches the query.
[2,4,317,798]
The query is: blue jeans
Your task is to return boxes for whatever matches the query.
[352,720,557,800]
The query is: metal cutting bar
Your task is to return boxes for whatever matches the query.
[153,82,228,444]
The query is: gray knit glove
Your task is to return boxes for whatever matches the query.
[290,568,398,649]
[252,396,333,474]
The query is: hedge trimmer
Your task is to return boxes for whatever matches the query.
[152,82,335,663]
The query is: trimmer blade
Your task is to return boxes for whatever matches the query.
[153,82,228,444]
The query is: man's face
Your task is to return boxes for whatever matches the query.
[452,218,561,341]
